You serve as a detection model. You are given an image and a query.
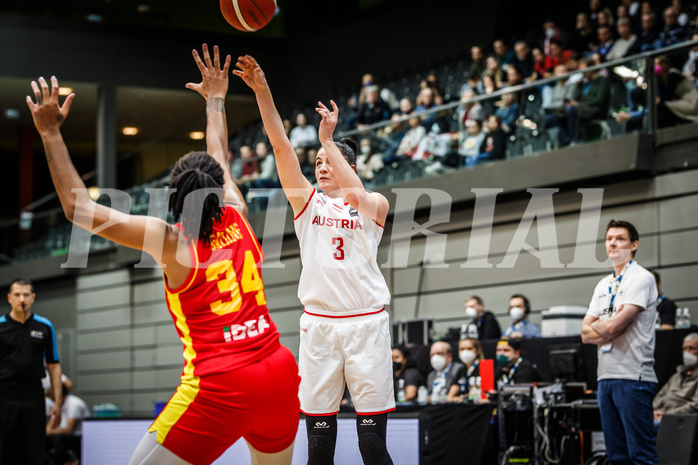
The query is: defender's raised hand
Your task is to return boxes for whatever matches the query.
[185,44,230,100]
[233,55,269,93]
[26,76,74,134]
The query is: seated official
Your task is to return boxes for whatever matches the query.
[392,346,425,403]
[45,382,90,465]
[464,295,502,340]
[496,337,542,386]
[501,294,541,339]
[427,341,466,402]
[654,333,698,421]
[447,338,484,402]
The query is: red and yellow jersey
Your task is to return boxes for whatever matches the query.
[164,205,279,379]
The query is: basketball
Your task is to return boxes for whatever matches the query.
[219,0,277,32]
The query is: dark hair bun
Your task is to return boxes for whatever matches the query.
[340,137,358,156]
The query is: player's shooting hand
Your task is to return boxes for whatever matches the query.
[26,76,74,135]
[186,44,230,100]
[316,100,339,142]
[232,55,268,93]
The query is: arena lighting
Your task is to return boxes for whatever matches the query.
[189,131,205,140]
[87,186,101,201]
[122,127,139,136]
[58,87,73,96]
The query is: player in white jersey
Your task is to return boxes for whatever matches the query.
[235,56,394,465]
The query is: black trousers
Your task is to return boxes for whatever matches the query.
[0,385,46,465]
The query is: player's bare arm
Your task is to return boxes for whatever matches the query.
[233,55,313,214]
[186,44,247,216]
[316,100,389,226]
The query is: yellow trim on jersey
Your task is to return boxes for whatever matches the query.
[150,288,200,443]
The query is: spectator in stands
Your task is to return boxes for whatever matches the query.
[655,54,698,127]
[356,137,384,182]
[379,113,409,160]
[479,73,500,116]
[426,341,466,402]
[393,113,427,160]
[617,3,630,24]
[672,0,690,27]
[447,338,484,402]
[356,85,392,129]
[651,270,677,330]
[464,295,502,340]
[282,118,293,138]
[45,381,90,465]
[591,25,616,58]
[227,146,243,180]
[481,55,505,89]
[606,17,638,60]
[653,333,698,422]
[503,64,524,88]
[420,71,444,105]
[597,7,615,29]
[394,97,415,118]
[542,19,566,55]
[543,41,575,77]
[347,72,375,113]
[588,0,602,28]
[645,6,689,51]
[477,114,507,164]
[457,118,487,165]
[621,0,642,26]
[289,112,318,149]
[249,141,279,188]
[416,87,449,132]
[565,57,610,141]
[392,346,425,403]
[236,144,257,198]
[682,32,698,84]
[629,12,659,55]
[542,64,580,146]
[514,41,536,82]
[295,146,315,182]
[467,45,487,90]
[306,147,318,181]
[532,48,547,80]
[502,294,542,339]
[456,88,486,132]
[496,337,542,385]
[570,12,599,56]
[494,91,519,133]
[494,39,516,67]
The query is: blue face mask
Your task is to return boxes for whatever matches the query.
[497,354,512,367]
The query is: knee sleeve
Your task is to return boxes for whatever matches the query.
[305,414,337,465]
[356,413,393,465]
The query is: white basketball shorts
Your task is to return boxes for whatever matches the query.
[298,309,395,415]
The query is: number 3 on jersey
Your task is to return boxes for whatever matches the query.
[332,236,345,261]
[205,250,267,315]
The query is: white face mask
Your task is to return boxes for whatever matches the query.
[509,307,525,321]
[465,306,478,319]
[545,27,557,38]
[684,351,698,368]
[360,145,371,155]
[430,354,447,372]
[459,349,477,365]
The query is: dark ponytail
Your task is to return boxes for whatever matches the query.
[335,137,357,165]
[168,151,225,244]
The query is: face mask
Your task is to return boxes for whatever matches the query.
[459,349,477,365]
[654,65,664,76]
[360,145,371,155]
[430,354,447,371]
[497,354,513,367]
[509,307,525,321]
[546,27,557,38]
[393,361,402,372]
[684,351,698,367]
[465,306,478,319]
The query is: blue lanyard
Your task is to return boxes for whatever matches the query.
[608,261,632,309]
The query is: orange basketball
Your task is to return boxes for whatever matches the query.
[219,0,277,32]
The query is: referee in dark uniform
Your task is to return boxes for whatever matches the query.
[0,278,63,465]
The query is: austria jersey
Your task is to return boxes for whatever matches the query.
[294,189,390,315]
[164,205,279,379]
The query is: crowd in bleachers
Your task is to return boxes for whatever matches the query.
[226,0,698,193]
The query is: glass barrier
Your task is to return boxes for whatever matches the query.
[2,42,697,264]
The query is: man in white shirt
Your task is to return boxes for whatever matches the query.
[46,382,90,465]
[582,219,659,465]
[606,18,637,61]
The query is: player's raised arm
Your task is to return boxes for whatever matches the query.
[233,55,313,215]
[186,44,247,216]
[316,100,389,226]
[26,76,178,269]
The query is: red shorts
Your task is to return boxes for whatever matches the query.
[149,344,300,465]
